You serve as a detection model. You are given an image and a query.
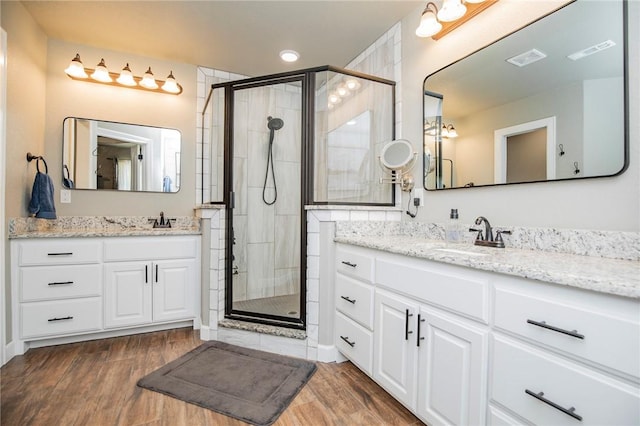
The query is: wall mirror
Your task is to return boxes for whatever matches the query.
[423,0,627,190]
[62,117,181,192]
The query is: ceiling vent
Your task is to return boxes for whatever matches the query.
[567,40,616,61]
[506,49,547,67]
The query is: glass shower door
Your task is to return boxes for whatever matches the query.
[229,78,304,326]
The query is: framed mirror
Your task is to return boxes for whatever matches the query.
[62,117,181,192]
[423,0,627,190]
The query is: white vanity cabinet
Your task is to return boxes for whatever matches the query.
[11,235,200,354]
[334,242,640,426]
[14,239,103,340]
[103,237,198,328]
[334,245,375,375]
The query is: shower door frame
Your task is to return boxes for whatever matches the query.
[216,72,309,330]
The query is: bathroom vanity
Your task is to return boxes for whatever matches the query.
[9,217,201,355]
[333,224,639,426]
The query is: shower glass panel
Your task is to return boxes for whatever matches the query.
[231,78,304,326]
[313,71,395,204]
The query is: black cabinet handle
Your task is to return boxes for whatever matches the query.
[145,265,148,283]
[526,319,585,340]
[340,295,356,304]
[155,264,158,283]
[405,309,414,340]
[48,281,74,286]
[417,314,426,347]
[340,335,355,347]
[525,389,583,421]
[47,252,73,256]
[48,316,73,322]
[341,261,357,268]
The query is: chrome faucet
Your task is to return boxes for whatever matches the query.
[469,216,511,248]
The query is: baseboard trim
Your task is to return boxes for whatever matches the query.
[3,340,15,366]
[317,344,347,363]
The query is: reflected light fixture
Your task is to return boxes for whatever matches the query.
[416,0,498,40]
[64,53,183,95]
[327,76,364,108]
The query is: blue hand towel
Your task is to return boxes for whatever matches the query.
[28,171,57,219]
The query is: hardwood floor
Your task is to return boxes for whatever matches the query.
[1,328,423,425]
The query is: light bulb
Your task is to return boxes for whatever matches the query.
[336,85,349,97]
[441,124,449,138]
[91,58,112,83]
[328,93,341,104]
[279,50,300,62]
[437,0,467,22]
[161,71,180,93]
[345,78,361,91]
[64,53,88,78]
[116,63,136,86]
[447,125,458,138]
[416,8,442,38]
[140,66,158,89]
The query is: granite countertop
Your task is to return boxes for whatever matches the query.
[9,216,201,239]
[334,234,640,299]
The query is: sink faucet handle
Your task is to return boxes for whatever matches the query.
[468,227,483,241]
[494,230,511,248]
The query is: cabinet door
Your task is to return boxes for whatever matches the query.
[153,259,196,323]
[416,306,488,426]
[373,289,418,410]
[104,262,152,328]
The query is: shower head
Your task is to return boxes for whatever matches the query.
[267,116,284,131]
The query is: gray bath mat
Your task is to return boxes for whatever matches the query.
[137,341,317,426]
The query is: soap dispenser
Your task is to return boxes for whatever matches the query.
[446,208,461,244]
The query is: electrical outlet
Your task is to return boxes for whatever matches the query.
[412,188,424,206]
[60,189,71,203]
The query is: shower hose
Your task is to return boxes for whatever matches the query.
[262,130,277,205]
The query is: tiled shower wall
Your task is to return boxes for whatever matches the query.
[196,22,403,360]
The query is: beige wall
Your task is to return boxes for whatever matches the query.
[45,39,197,217]
[2,0,48,345]
[402,1,640,231]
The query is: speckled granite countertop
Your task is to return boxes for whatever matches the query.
[335,222,640,299]
[9,216,201,239]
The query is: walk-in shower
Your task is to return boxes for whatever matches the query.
[201,66,395,329]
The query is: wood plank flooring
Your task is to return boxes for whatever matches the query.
[1,328,423,425]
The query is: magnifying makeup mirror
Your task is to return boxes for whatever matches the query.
[378,139,417,191]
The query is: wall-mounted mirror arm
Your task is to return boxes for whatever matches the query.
[379,139,418,192]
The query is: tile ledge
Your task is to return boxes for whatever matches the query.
[218,319,307,340]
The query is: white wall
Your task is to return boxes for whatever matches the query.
[401,0,639,231]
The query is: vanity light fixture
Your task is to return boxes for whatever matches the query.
[425,120,458,138]
[328,77,364,108]
[64,53,183,95]
[416,0,498,40]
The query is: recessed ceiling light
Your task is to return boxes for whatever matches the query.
[567,40,616,61]
[506,49,547,67]
[280,50,300,63]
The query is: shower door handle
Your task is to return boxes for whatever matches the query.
[229,191,235,209]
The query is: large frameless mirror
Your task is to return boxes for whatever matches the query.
[62,117,181,192]
[424,0,627,190]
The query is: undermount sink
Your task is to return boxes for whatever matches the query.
[435,248,489,257]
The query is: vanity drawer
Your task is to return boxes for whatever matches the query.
[335,311,373,375]
[494,285,640,378]
[103,236,198,262]
[21,298,102,339]
[491,336,640,426]
[376,255,489,323]
[20,265,102,302]
[18,240,101,266]
[336,245,374,283]
[335,274,374,329]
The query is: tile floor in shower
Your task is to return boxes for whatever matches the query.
[234,293,300,318]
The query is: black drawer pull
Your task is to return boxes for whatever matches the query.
[155,264,158,283]
[48,316,74,322]
[417,314,426,347]
[341,261,357,268]
[48,281,74,286]
[340,295,356,304]
[526,319,585,340]
[340,335,355,347]
[525,389,583,421]
[47,252,73,256]
[405,309,414,340]
[145,265,148,283]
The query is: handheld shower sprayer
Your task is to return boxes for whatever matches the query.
[263,116,284,205]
